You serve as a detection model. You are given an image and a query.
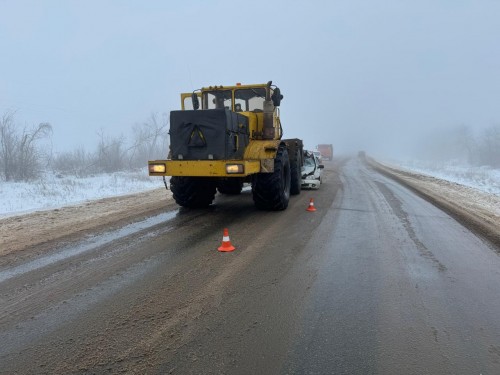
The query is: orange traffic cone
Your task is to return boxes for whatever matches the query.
[218,228,236,252]
[306,198,317,212]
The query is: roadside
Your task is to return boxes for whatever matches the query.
[0,188,174,265]
[367,158,500,249]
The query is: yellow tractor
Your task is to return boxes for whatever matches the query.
[148,81,303,210]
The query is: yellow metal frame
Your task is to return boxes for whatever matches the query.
[149,160,262,177]
[148,139,281,177]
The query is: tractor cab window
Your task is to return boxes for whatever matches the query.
[203,90,232,110]
[183,96,196,110]
[180,92,201,110]
[235,88,266,112]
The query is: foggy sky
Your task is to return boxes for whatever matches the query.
[1,0,499,158]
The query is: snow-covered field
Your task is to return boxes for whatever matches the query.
[0,169,165,218]
[1,160,499,219]
[381,159,500,196]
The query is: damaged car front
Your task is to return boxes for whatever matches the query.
[301,151,324,189]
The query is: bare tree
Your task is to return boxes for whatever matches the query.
[0,111,52,181]
[129,112,169,169]
[17,122,52,180]
[95,129,127,173]
[418,124,476,164]
[0,111,17,181]
[477,125,500,168]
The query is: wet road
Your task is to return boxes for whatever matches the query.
[285,159,500,374]
[1,158,499,374]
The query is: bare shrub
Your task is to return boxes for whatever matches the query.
[51,147,94,177]
[95,130,127,173]
[50,113,169,176]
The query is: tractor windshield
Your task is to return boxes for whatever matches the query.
[203,90,232,110]
[235,88,266,112]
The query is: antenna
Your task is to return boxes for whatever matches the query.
[186,64,194,91]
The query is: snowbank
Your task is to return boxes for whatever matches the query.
[0,169,165,218]
[381,159,500,196]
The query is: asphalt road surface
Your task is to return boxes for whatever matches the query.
[1,158,499,374]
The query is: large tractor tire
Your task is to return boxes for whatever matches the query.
[252,144,291,210]
[170,176,217,208]
[290,149,302,195]
[217,178,244,195]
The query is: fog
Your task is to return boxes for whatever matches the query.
[1,0,500,160]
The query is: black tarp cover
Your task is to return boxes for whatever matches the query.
[170,109,249,160]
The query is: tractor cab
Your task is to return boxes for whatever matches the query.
[181,83,280,113]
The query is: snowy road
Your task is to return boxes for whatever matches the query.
[1,158,499,374]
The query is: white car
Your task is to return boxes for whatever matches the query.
[301,151,324,189]
[313,151,322,162]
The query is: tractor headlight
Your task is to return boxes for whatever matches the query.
[226,164,244,174]
[149,163,166,173]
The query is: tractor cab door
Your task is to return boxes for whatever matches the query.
[181,93,202,110]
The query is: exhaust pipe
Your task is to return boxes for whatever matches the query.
[262,81,275,139]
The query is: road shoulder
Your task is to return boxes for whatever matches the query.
[0,188,173,264]
[367,158,500,249]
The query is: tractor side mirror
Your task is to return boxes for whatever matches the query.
[271,88,283,107]
[192,93,200,110]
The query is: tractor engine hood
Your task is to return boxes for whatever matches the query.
[169,108,249,161]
